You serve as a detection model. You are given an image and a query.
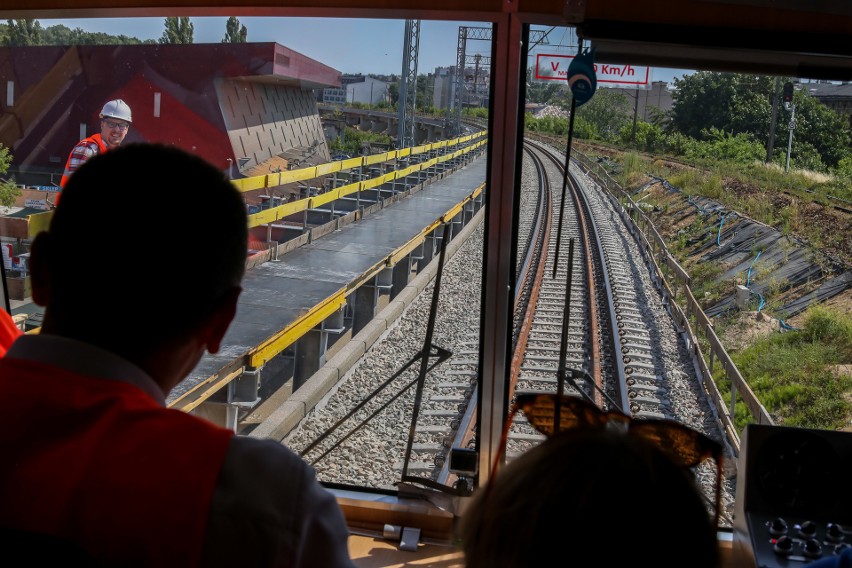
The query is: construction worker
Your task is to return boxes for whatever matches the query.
[0,143,357,567]
[56,99,132,204]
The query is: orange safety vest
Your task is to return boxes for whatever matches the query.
[0,357,233,567]
[0,309,22,357]
[57,133,110,205]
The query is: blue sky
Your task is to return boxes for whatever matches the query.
[40,17,690,84]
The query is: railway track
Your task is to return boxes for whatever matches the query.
[285,137,736,524]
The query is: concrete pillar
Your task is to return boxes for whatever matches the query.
[392,256,411,297]
[192,366,260,431]
[410,241,426,275]
[464,200,476,223]
[294,329,324,389]
[353,282,379,335]
[192,403,240,432]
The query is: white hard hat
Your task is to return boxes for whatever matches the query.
[100,99,132,123]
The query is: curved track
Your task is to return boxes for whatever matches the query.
[285,137,736,524]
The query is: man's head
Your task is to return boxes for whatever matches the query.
[31,143,248,372]
[461,428,719,568]
[99,99,132,150]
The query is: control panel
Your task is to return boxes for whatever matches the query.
[733,424,852,567]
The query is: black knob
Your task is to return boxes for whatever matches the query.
[803,538,823,559]
[769,518,788,537]
[799,521,818,539]
[835,543,852,554]
[774,536,794,556]
[828,523,845,543]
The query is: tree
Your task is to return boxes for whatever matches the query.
[574,88,631,143]
[222,17,247,43]
[159,17,194,44]
[783,89,852,169]
[3,19,43,46]
[387,81,400,106]
[669,72,768,140]
[525,68,566,105]
[618,121,665,152]
[669,71,852,170]
[0,146,22,208]
[668,72,779,142]
[40,24,154,45]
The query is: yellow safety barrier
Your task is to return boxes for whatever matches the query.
[171,176,487,409]
[249,290,348,368]
[387,235,427,267]
[247,198,308,226]
[339,156,363,170]
[311,187,342,209]
[169,367,244,412]
[241,130,486,231]
[339,180,367,200]
[364,152,390,166]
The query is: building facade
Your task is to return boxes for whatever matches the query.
[320,74,389,106]
[0,42,341,185]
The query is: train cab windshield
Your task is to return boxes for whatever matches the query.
[1,3,851,567]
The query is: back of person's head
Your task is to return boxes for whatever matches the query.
[460,428,719,568]
[36,143,247,351]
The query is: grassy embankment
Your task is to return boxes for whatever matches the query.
[595,146,852,432]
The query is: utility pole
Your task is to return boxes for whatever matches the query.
[766,77,780,163]
[785,103,796,173]
[473,54,481,108]
[630,87,639,147]
[782,81,795,173]
[398,19,420,149]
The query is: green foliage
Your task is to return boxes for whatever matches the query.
[328,127,393,156]
[719,305,852,430]
[159,17,194,44]
[574,89,631,143]
[571,116,599,140]
[525,114,569,136]
[797,304,852,360]
[620,152,645,178]
[669,72,774,140]
[835,155,852,180]
[387,82,399,106]
[0,145,21,207]
[680,127,765,164]
[3,19,43,46]
[525,68,568,105]
[415,75,431,109]
[222,17,247,43]
[785,88,852,169]
[618,121,665,152]
[462,108,488,120]
[786,140,826,172]
[661,131,698,156]
[1,21,153,45]
[669,71,852,172]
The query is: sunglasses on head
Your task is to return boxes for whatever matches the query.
[489,391,724,526]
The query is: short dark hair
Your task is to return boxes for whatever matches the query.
[45,143,247,346]
[461,428,719,568]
